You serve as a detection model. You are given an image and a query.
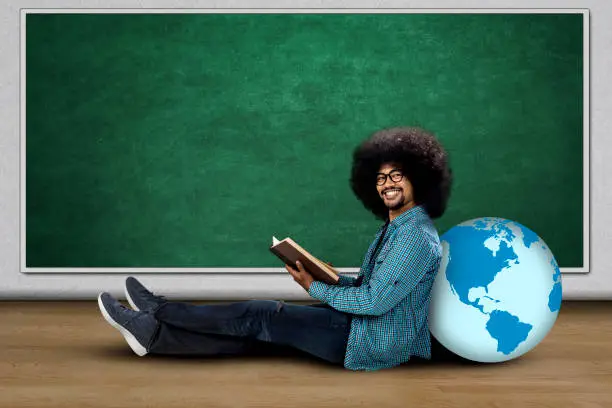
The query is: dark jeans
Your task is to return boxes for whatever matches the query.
[148,300,352,365]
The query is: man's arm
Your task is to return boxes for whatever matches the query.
[308,231,433,316]
[337,274,358,287]
[323,261,358,287]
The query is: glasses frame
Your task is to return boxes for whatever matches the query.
[375,169,405,186]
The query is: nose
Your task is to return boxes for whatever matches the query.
[382,177,398,188]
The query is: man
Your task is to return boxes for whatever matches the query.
[98,126,453,371]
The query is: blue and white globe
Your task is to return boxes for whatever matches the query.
[429,217,562,363]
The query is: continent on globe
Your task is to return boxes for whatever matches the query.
[486,310,533,355]
[548,257,562,312]
[475,218,516,243]
[444,224,518,309]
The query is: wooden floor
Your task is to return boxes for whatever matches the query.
[0,300,610,408]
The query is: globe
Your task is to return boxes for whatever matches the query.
[429,217,562,363]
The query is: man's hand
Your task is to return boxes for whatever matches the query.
[285,261,315,292]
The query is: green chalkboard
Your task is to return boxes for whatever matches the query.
[25,12,586,270]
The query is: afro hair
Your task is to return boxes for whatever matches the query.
[350,126,453,220]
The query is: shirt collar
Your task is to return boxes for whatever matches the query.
[387,204,428,230]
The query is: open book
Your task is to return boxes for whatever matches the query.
[270,236,339,285]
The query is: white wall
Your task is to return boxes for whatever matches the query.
[1,0,609,300]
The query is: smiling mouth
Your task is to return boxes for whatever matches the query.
[383,189,401,199]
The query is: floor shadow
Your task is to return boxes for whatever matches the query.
[89,343,343,369]
[86,343,525,373]
[88,335,524,370]
[402,350,527,370]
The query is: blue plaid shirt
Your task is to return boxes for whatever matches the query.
[308,205,442,371]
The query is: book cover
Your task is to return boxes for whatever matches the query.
[269,236,339,285]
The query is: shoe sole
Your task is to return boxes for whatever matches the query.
[124,284,141,312]
[97,293,147,357]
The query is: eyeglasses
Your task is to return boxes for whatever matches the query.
[376,169,404,186]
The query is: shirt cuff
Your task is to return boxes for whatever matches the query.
[308,281,329,301]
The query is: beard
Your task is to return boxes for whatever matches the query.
[389,200,406,210]
[382,188,413,211]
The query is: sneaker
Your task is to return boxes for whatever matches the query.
[97,292,158,356]
[124,276,167,312]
